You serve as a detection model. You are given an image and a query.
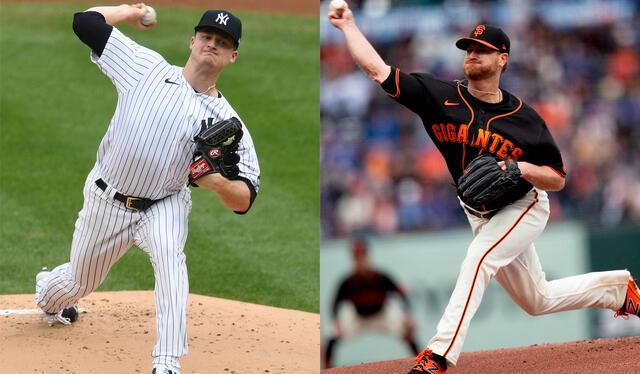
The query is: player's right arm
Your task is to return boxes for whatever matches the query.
[72,4,155,57]
[328,5,390,83]
[328,5,434,115]
[85,3,155,29]
[332,280,349,320]
[73,4,164,94]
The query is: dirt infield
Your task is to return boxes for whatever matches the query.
[323,336,640,373]
[4,0,318,15]
[0,291,319,373]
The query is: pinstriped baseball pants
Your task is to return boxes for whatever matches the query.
[35,167,191,370]
[427,188,630,366]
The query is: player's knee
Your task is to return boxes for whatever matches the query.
[520,290,551,316]
[150,245,186,265]
[521,304,543,316]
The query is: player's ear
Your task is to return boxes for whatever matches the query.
[229,50,238,63]
[500,53,508,68]
[189,35,195,50]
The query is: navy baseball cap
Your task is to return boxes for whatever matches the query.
[194,10,242,47]
[456,24,510,54]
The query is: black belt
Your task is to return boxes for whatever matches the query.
[95,179,158,212]
[464,205,497,219]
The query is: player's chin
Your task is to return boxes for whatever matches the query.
[201,53,217,62]
[200,55,219,66]
[464,66,493,80]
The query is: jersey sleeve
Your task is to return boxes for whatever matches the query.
[232,120,261,214]
[380,67,439,115]
[90,27,164,94]
[530,122,566,178]
[72,11,112,57]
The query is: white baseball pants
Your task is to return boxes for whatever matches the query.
[35,167,191,370]
[428,188,630,366]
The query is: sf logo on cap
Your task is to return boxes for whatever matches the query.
[473,25,486,37]
[216,12,229,25]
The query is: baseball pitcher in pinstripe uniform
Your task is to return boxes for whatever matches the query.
[34,4,260,374]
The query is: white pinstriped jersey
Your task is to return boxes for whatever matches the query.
[90,27,260,199]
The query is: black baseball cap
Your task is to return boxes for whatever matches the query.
[456,24,510,54]
[194,10,242,47]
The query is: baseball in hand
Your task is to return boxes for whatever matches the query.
[329,0,348,14]
[141,5,157,26]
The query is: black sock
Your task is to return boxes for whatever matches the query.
[432,352,448,369]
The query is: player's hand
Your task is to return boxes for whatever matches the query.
[126,3,157,30]
[498,160,529,177]
[327,2,355,30]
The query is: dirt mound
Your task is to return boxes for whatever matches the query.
[323,336,640,373]
[0,291,319,373]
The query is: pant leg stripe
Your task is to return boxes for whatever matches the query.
[443,190,539,358]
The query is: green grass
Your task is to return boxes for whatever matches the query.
[0,3,319,312]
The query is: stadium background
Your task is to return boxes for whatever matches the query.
[320,0,640,367]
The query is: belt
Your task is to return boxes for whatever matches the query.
[464,205,497,219]
[95,179,158,212]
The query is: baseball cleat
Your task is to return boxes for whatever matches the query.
[152,368,178,374]
[45,306,79,326]
[406,348,448,374]
[36,267,79,326]
[615,278,640,318]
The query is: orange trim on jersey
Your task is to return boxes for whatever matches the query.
[478,97,523,156]
[545,165,566,178]
[457,82,474,170]
[386,68,401,98]
[443,190,539,359]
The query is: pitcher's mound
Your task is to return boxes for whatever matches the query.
[323,336,640,373]
[0,291,319,373]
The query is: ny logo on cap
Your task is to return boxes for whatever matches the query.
[473,25,486,37]
[216,12,229,25]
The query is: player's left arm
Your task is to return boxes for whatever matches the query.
[511,162,565,191]
[501,117,567,191]
[196,174,252,212]
[192,117,260,214]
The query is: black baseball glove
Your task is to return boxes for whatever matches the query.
[457,154,521,211]
[188,117,243,187]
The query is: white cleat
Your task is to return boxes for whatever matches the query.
[44,308,77,326]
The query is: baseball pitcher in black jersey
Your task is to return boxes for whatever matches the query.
[328,3,640,373]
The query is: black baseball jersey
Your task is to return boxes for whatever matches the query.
[381,67,566,207]
[332,270,408,317]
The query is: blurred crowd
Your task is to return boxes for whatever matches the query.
[320,0,640,238]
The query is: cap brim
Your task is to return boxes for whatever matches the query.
[194,25,239,46]
[455,37,500,52]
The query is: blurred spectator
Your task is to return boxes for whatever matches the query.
[323,237,419,368]
[321,0,640,238]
